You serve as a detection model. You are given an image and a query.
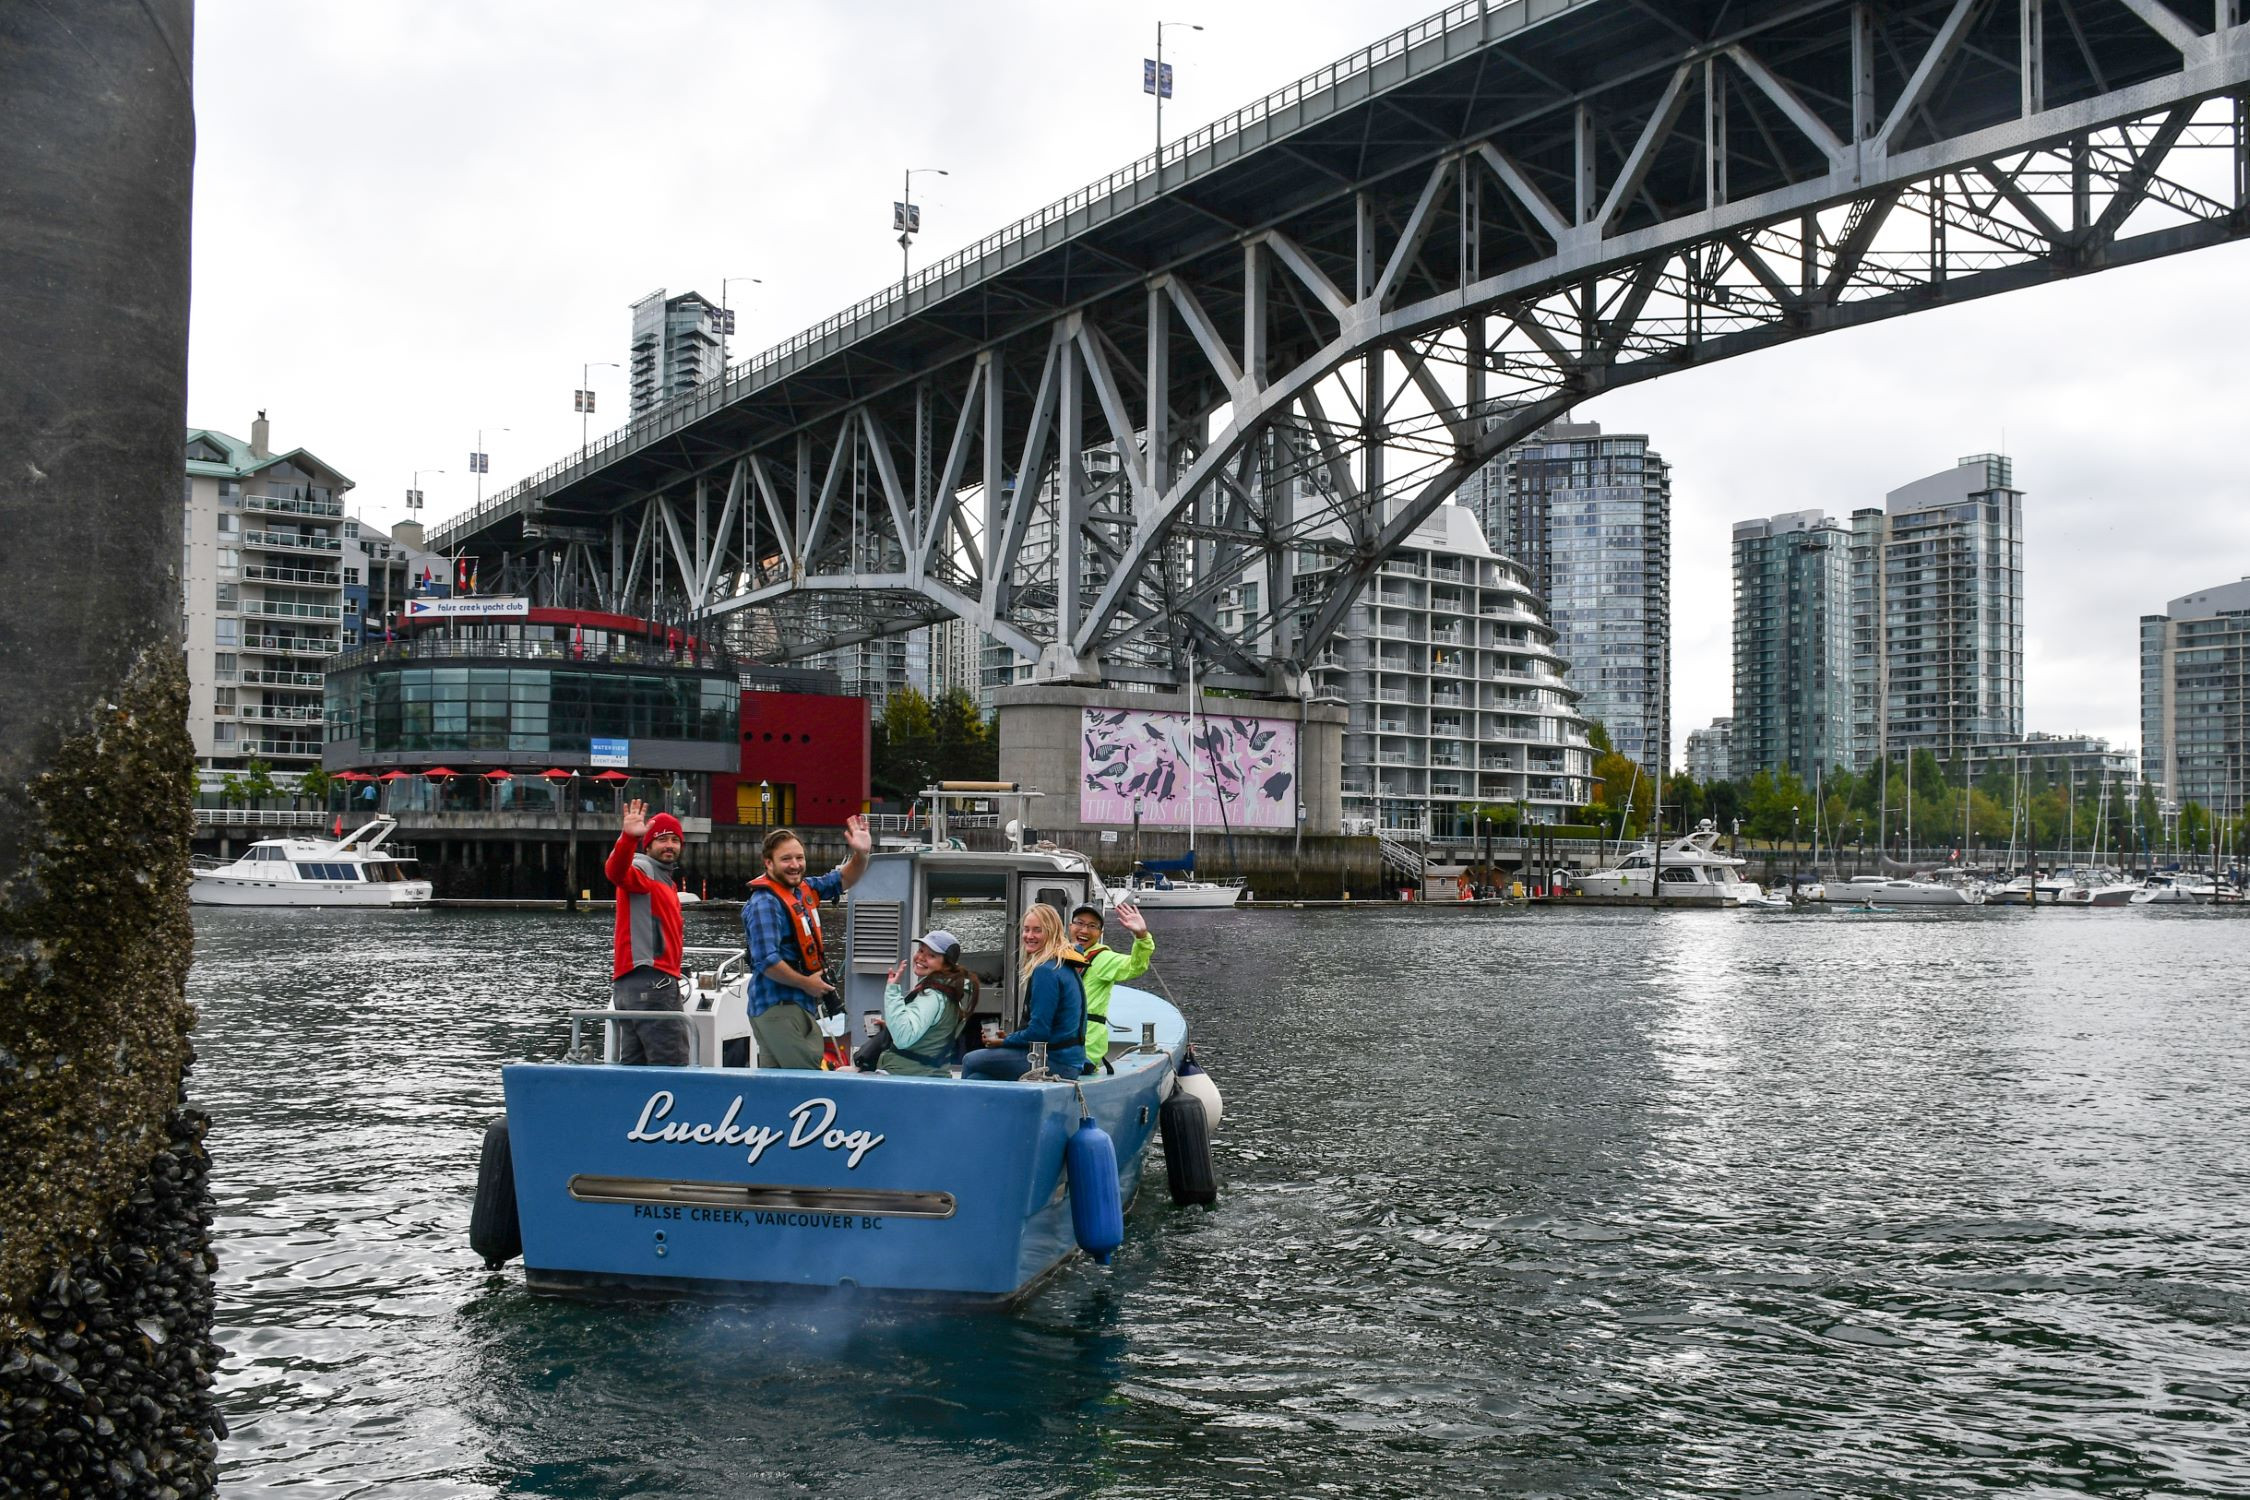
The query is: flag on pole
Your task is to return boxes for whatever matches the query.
[1143,59,1173,97]
[469,562,479,592]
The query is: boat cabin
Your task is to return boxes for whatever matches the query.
[665,843,1103,1066]
[839,847,1095,1035]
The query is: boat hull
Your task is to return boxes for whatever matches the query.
[189,875,431,907]
[1111,883,1242,909]
[503,987,1182,1305]
[1843,880,1980,906]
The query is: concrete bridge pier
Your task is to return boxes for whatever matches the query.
[0,2,224,1494]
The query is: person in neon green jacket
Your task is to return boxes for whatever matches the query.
[1066,900,1152,1073]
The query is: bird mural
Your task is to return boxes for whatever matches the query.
[1079,707,1296,828]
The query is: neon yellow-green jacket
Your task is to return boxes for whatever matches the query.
[1073,933,1153,1070]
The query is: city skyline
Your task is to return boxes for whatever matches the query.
[185,1,2250,760]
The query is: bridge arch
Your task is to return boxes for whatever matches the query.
[440,0,2250,694]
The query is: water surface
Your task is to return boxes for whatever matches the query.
[192,904,2250,1496]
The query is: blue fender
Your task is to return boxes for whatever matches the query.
[1065,1116,1124,1264]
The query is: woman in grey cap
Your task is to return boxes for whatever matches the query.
[875,929,980,1076]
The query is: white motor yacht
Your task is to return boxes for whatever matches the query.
[1995,870,2073,905]
[2129,872,2215,905]
[1841,873,1984,907]
[190,816,432,907]
[1580,820,1769,905]
[2057,868,2138,907]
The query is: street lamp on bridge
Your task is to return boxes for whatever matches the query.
[576,361,620,456]
[407,468,445,530]
[469,427,507,506]
[897,167,949,297]
[719,276,762,371]
[1150,20,1204,158]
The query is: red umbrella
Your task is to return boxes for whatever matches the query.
[376,770,410,782]
[590,770,630,782]
[483,769,513,781]
[335,770,372,782]
[537,768,576,781]
[424,766,459,779]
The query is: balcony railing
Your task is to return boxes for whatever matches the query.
[242,635,341,657]
[239,668,325,688]
[243,493,342,519]
[231,737,322,759]
[237,705,323,724]
[243,564,343,588]
[242,530,343,554]
[245,599,344,621]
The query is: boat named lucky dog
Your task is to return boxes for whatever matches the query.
[471,804,1219,1306]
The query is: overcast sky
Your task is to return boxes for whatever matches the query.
[187,1,2250,759]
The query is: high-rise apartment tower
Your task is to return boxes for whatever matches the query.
[2142,577,2250,814]
[1731,509,1853,779]
[1477,420,1671,776]
[628,289,726,418]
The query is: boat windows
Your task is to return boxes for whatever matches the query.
[917,872,1010,987]
[1658,866,1700,884]
[293,862,362,881]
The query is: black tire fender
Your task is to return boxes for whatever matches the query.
[469,1116,522,1268]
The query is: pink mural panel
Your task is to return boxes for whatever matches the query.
[1079,707,1296,829]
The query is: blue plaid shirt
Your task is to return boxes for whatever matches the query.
[743,869,844,1017]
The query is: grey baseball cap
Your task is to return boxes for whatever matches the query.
[913,929,962,962]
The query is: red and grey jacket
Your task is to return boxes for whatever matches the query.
[605,833,683,980]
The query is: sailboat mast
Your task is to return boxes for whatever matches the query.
[1185,654,1197,859]
[1878,753,1888,864]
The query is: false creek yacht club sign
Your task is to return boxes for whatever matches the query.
[404,596,530,619]
[627,1091,886,1169]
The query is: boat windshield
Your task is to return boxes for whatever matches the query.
[920,870,1011,987]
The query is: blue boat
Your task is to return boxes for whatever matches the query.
[476,834,1205,1306]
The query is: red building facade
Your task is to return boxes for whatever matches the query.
[714,688,869,827]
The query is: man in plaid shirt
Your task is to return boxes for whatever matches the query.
[741,816,871,1068]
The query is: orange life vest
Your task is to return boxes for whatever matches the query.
[747,874,825,974]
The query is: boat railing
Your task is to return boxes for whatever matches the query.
[565,1010,708,1068]
[681,946,748,985]
[193,808,329,829]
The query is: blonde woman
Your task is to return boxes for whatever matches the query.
[960,903,1087,1080]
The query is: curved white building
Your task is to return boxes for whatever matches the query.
[1302,504,1594,834]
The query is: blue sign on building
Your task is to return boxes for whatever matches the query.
[590,738,630,770]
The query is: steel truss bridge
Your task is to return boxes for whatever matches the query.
[434,0,2250,695]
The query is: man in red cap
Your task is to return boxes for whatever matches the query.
[604,797,689,1065]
